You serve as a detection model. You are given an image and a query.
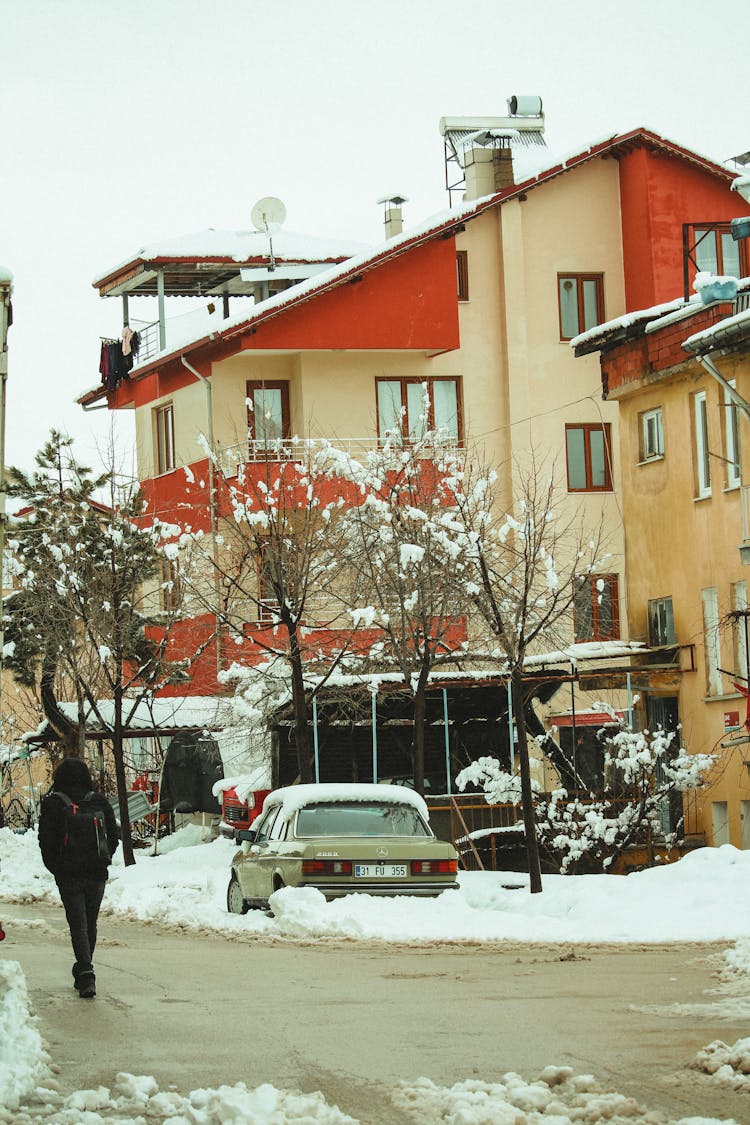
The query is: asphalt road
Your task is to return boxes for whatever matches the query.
[2,900,749,1124]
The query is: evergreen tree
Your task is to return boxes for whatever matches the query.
[4,431,183,864]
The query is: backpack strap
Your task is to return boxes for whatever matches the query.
[52,791,76,812]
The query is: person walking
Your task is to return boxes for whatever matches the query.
[38,757,119,999]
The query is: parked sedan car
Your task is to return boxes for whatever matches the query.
[227,782,458,911]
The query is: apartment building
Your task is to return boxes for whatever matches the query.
[78,108,749,801]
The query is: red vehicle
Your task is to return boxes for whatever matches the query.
[219,785,270,842]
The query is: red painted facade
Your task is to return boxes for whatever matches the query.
[618,145,748,311]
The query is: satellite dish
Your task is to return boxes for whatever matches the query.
[251,196,287,235]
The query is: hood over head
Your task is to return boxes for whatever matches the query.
[53,756,94,797]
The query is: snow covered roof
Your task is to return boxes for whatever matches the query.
[80,127,739,408]
[683,304,750,355]
[93,228,370,292]
[260,782,429,822]
[573,276,750,359]
[24,695,238,743]
[570,297,693,354]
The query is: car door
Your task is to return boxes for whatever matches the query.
[244,804,287,901]
[237,805,278,901]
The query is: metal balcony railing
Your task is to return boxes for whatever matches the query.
[217,435,463,476]
[130,320,161,364]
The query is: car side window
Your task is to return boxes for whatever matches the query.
[254,807,279,843]
[268,809,288,842]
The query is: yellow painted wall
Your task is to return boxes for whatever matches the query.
[614,350,750,846]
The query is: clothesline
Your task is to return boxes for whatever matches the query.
[98,329,141,392]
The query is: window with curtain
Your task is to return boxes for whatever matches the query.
[693,390,711,498]
[558,274,604,340]
[565,423,612,491]
[574,574,620,641]
[376,378,461,443]
[246,381,290,446]
[155,403,175,475]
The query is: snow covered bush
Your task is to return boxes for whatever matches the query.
[457,724,715,874]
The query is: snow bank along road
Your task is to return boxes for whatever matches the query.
[3,900,749,1124]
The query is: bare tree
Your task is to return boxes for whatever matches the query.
[187,438,368,784]
[451,456,609,892]
[342,428,471,795]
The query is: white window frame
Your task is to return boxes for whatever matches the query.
[725,381,741,490]
[694,391,711,499]
[702,586,722,697]
[648,596,675,646]
[640,407,664,462]
[732,580,748,687]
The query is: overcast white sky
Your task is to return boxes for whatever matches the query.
[2,0,749,473]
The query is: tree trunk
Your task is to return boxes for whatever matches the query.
[411,656,431,796]
[288,622,313,784]
[112,681,135,866]
[40,655,79,755]
[512,666,543,894]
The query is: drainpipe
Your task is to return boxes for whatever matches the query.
[693,353,750,422]
[180,356,222,678]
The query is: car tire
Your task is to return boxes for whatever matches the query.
[227,873,249,915]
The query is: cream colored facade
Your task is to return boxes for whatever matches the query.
[135,157,628,672]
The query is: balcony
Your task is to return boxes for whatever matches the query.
[216,435,464,476]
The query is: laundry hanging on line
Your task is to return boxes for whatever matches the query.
[98,330,141,391]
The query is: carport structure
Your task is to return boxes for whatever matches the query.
[267,640,688,797]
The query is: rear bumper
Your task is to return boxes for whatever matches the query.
[307,881,458,900]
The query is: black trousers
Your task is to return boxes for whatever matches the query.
[57,877,106,975]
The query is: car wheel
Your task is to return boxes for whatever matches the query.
[227,873,249,915]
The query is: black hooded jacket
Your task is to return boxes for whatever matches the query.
[38,758,120,883]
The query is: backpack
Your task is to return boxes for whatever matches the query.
[54,791,112,867]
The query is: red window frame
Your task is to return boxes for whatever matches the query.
[246,380,291,445]
[375,377,463,444]
[456,251,469,301]
[159,558,181,612]
[155,403,175,475]
[574,573,620,642]
[558,273,604,341]
[683,223,748,298]
[565,423,613,492]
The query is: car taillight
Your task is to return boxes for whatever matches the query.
[410,859,458,875]
[302,859,353,876]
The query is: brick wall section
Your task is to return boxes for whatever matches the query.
[602,302,734,395]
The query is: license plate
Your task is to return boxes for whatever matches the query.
[355,863,407,878]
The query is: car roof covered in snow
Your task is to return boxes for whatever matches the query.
[260,782,429,822]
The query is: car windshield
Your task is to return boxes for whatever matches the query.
[295,801,431,838]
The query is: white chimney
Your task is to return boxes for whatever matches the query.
[377,193,409,239]
[440,98,545,203]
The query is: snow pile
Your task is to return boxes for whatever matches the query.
[4,1066,358,1123]
[693,1037,750,1089]
[5,1050,744,1124]
[0,960,53,1113]
[0,826,57,902]
[691,939,750,1091]
[101,833,275,936]
[393,1069,737,1124]
[4,825,750,945]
